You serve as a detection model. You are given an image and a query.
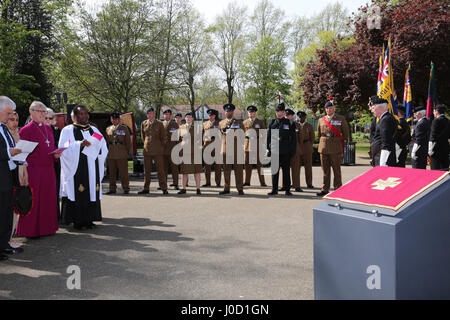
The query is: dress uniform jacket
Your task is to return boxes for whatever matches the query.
[370,112,397,167]
[218,118,245,160]
[429,114,449,170]
[141,119,167,156]
[318,114,349,154]
[106,124,132,159]
[243,118,266,152]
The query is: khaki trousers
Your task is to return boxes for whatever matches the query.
[244,152,265,185]
[223,155,243,192]
[108,158,130,192]
[299,153,313,187]
[320,153,343,192]
[143,155,167,191]
[163,154,179,186]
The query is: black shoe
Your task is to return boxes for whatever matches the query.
[215,184,221,188]
[123,190,129,194]
[138,189,149,194]
[295,187,303,192]
[196,189,201,195]
[177,189,186,195]
[316,191,329,197]
[278,187,287,192]
[268,190,278,196]
[162,190,169,195]
[202,183,211,187]
[0,254,8,261]
[157,187,162,190]
[105,190,116,195]
[261,183,267,187]
[174,185,179,190]
[285,191,293,196]
[243,183,250,187]
[307,185,314,189]
[238,190,245,195]
[219,190,230,195]
[170,183,176,187]
[86,222,97,229]
[2,247,24,255]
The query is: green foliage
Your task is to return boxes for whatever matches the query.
[241,35,290,121]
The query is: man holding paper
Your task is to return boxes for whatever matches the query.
[59,105,108,230]
[16,101,60,238]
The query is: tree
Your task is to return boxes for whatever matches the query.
[211,1,247,105]
[174,7,212,118]
[241,35,290,120]
[250,0,290,43]
[55,0,157,113]
[299,0,450,113]
[2,0,55,108]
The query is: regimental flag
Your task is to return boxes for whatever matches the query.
[378,38,399,123]
[426,61,437,119]
[403,65,413,123]
[377,46,384,95]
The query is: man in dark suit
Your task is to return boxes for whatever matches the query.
[369,97,397,167]
[267,103,297,196]
[429,104,449,171]
[410,106,429,169]
[0,96,24,261]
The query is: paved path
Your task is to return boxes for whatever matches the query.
[0,156,372,300]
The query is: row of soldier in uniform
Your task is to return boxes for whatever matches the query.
[368,95,449,171]
[105,101,351,197]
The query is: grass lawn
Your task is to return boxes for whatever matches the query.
[355,142,370,155]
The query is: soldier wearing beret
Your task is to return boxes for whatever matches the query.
[218,103,245,195]
[243,105,266,187]
[317,98,349,197]
[202,109,222,187]
[162,109,180,189]
[174,113,183,126]
[297,111,315,189]
[267,103,297,196]
[105,113,131,194]
[368,96,397,168]
[409,106,429,169]
[138,106,168,195]
[429,104,449,171]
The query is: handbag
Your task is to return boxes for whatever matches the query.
[13,185,34,217]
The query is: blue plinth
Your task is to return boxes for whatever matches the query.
[314,179,450,300]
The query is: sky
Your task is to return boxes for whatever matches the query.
[85,0,370,22]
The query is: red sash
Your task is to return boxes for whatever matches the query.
[322,116,345,153]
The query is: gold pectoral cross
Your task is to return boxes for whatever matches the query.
[371,177,402,191]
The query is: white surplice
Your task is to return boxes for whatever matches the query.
[58,125,108,202]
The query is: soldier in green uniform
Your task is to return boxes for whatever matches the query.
[105,113,131,194]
